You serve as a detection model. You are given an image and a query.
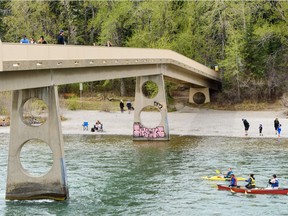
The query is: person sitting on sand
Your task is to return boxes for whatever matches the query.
[94,120,103,131]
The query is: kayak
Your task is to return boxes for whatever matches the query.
[202,176,246,181]
[217,184,288,195]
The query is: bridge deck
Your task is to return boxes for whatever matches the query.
[0,42,221,91]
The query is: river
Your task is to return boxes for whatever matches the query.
[0,134,288,215]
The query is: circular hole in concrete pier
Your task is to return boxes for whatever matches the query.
[140,105,162,128]
[21,97,48,127]
[193,92,206,104]
[142,81,159,99]
[20,139,53,177]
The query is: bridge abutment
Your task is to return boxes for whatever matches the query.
[189,87,210,104]
[133,74,170,140]
[6,86,69,201]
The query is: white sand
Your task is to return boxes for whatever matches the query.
[0,108,287,138]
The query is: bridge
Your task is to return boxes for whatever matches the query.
[0,42,220,201]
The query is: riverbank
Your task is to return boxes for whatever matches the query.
[1,108,287,138]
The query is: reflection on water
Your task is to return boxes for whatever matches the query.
[0,134,288,215]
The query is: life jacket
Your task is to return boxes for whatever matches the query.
[248,177,256,186]
[272,178,279,188]
[225,170,233,178]
[231,176,237,186]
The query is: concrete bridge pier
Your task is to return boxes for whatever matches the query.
[133,74,170,140]
[6,86,69,200]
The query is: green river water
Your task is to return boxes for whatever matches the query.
[0,134,288,216]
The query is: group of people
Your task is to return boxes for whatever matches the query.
[20,30,113,46]
[20,29,66,45]
[224,168,279,189]
[119,100,134,114]
[241,118,282,137]
[20,35,47,44]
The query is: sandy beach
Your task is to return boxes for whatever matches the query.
[1,108,287,138]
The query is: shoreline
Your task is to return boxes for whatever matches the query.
[0,108,287,139]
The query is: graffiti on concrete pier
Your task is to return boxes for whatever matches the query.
[133,122,165,138]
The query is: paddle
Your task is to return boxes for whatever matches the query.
[216,170,225,178]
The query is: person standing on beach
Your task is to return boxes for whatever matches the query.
[120,100,124,113]
[277,124,282,138]
[259,124,263,136]
[126,100,133,114]
[274,118,280,135]
[242,119,250,136]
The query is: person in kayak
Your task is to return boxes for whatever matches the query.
[229,174,237,187]
[224,168,233,179]
[268,174,279,189]
[245,174,256,189]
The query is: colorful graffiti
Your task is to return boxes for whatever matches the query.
[154,101,163,109]
[133,122,165,138]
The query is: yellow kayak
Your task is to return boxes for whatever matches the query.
[202,175,246,181]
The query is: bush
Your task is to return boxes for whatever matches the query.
[67,98,80,110]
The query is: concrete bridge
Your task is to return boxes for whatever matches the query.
[0,42,220,200]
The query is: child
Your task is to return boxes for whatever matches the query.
[259,124,263,136]
[277,124,282,138]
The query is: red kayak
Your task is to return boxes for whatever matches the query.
[217,184,288,195]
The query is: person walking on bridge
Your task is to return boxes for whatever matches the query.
[38,36,47,44]
[57,30,65,45]
[20,35,29,44]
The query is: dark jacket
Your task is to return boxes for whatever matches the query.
[57,34,65,44]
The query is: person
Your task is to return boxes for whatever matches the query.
[126,100,133,114]
[268,174,279,189]
[20,35,29,44]
[120,100,124,113]
[274,118,280,135]
[106,40,112,47]
[30,37,36,44]
[245,174,256,189]
[242,119,250,136]
[259,124,263,136]
[38,36,47,44]
[57,30,65,45]
[224,168,233,178]
[277,124,282,138]
[94,120,103,131]
[229,174,237,187]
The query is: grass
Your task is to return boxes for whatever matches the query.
[60,97,132,112]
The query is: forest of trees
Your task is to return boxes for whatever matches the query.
[1,0,288,104]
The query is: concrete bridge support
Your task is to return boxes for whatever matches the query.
[6,86,69,200]
[133,74,170,140]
